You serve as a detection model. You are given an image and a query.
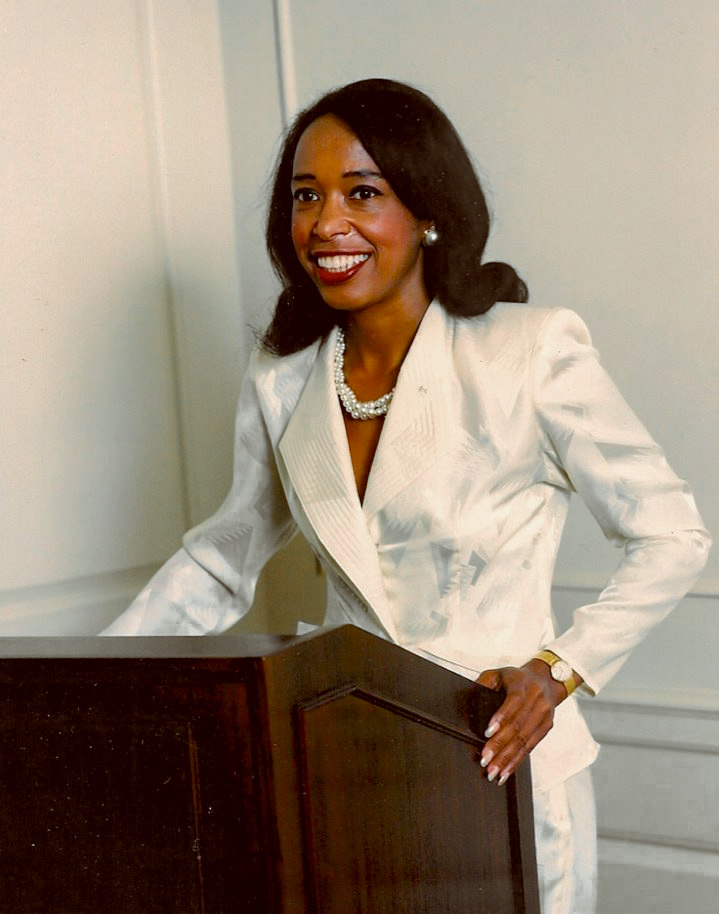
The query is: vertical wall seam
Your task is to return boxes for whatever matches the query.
[271,0,299,126]
[137,0,192,531]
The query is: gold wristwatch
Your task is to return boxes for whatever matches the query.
[533,649,577,696]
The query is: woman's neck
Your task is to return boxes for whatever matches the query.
[343,296,431,378]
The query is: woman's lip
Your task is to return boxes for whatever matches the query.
[312,253,370,285]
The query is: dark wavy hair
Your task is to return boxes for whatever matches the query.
[263,78,528,355]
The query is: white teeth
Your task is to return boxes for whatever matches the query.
[316,254,369,272]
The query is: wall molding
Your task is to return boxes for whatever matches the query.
[598,834,719,913]
[138,0,192,533]
[581,689,719,860]
[140,0,247,525]
[552,579,719,710]
[0,566,157,635]
[597,844,719,913]
[580,694,719,752]
[586,689,719,714]
[553,576,719,600]
[600,829,719,856]
[600,834,719,877]
[271,0,298,124]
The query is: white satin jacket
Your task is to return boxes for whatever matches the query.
[103,302,710,789]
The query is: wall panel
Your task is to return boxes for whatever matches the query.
[1,0,186,631]
[144,0,249,526]
[583,696,719,911]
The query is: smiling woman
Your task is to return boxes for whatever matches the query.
[101,78,710,914]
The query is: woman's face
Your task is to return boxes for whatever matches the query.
[290,114,430,317]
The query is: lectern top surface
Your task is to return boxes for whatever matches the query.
[0,632,306,659]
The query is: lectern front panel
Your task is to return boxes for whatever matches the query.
[0,678,204,912]
[296,687,526,914]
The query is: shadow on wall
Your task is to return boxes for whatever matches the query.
[232,535,327,635]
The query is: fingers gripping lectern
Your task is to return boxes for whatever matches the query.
[0,625,539,913]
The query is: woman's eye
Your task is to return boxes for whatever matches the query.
[349,185,382,200]
[293,188,319,203]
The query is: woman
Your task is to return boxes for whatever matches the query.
[103,79,710,913]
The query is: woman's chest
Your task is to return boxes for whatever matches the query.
[343,413,385,504]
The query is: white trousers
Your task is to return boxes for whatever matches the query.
[533,768,597,914]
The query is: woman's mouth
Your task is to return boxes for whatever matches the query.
[313,253,370,285]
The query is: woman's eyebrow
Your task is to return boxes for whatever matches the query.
[343,169,383,179]
[291,169,385,182]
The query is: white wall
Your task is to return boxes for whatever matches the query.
[2,2,717,910]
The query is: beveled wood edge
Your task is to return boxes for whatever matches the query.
[297,682,486,747]
[509,760,541,913]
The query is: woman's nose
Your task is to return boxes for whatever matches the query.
[313,195,350,239]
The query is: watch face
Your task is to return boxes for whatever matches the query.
[551,660,573,682]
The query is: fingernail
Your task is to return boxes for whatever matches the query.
[480,749,493,769]
[484,721,500,738]
[487,766,499,783]
[498,771,510,787]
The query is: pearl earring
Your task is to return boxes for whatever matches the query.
[422,224,439,247]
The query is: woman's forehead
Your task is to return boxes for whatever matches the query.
[292,114,380,178]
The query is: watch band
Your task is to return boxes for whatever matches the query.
[533,649,577,696]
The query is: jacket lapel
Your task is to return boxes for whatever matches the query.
[278,327,399,639]
[362,302,459,519]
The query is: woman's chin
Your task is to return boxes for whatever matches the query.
[314,283,369,313]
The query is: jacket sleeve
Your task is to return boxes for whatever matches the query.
[100,351,297,635]
[532,308,711,694]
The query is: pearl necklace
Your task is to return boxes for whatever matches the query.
[334,328,395,420]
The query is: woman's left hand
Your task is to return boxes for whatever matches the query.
[476,659,576,785]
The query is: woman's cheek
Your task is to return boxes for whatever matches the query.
[290,217,311,270]
[291,212,307,244]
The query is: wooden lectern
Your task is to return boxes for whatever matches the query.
[0,625,539,913]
